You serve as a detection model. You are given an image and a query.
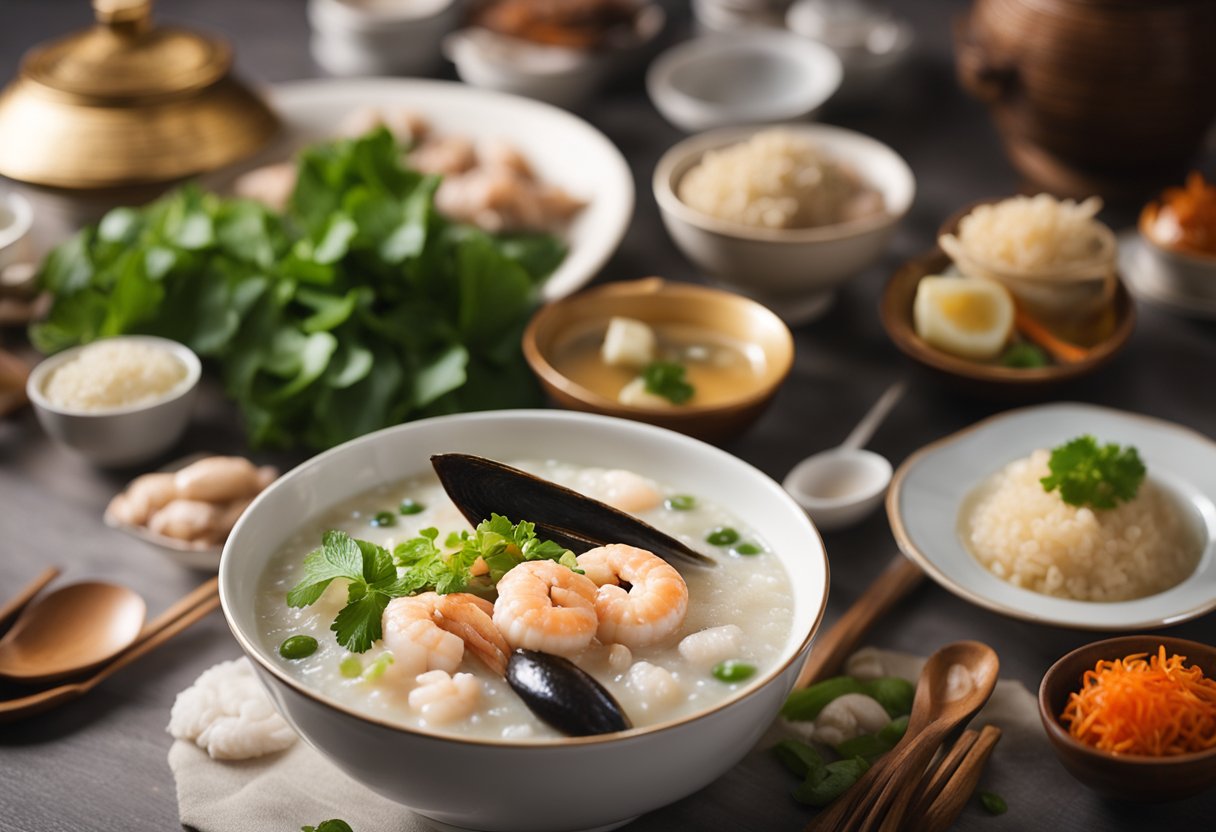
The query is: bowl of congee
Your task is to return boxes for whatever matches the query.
[523,277,794,443]
[220,409,828,832]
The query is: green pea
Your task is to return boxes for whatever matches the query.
[781,675,864,721]
[862,676,916,717]
[370,510,396,527]
[732,542,762,556]
[792,756,869,807]
[706,526,740,546]
[773,739,826,780]
[665,495,697,511]
[278,635,318,660]
[979,791,1007,815]
[399,499,425,515]
[712,660,756,683]
[339,656,363,678]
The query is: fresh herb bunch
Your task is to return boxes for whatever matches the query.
[286,515,576,652]
[31,128,565,449]
[1040,435,1146,509]
[642,360,695,405]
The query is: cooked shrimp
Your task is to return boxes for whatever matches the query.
[576,544,688,649]
[408,670,481,725]
[492,560,599,656]
[383,592,509,678]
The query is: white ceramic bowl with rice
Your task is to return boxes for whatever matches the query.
[889,402,1216,630]
[653,124,914,323]
[220,410,829,832]
[27,335,201,467]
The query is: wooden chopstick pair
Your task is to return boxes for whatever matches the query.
[0,572,220,721]
[907,725,1002,832]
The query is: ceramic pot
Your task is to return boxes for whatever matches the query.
[955,0,1216,201]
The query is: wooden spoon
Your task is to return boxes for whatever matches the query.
[0,581,146,684]
[0,578,219,722]
[805,641,1000,832]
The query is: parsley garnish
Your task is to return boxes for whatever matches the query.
[1039,435,1146,510]
[642,361,695,405]
[286,516,577,652]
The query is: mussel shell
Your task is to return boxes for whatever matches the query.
[431,453,715,567]
[506,649,632,736]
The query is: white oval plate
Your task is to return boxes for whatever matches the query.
[215,77,634,301]
[888,402,1216,630]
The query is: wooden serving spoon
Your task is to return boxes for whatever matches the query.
[0,581,146,684]
[805,641,1000,832]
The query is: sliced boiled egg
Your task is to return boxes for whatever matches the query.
[913,276,1014,361]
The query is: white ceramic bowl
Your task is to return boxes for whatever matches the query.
[646,31,841,133]
[26,336,201,467]
[889,402,1216,630]
[444,6,666,110]
[784,448,892,532]
[786,0,914,102]
[220,410,828,832]
[307,0,461,77]
[653,123,914,323]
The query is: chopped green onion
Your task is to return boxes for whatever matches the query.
[732,542,761,556]
[362,653,394,681]
[665,494,697,511]
[712,660,756,683]
[979,791,1007,815]
[370,510,396,527]
[399,499,425,515]
[773,739,825,779]
[339,655,363,678]
[706,526,739,546]
[782,676,864,721]
[278,635,318,660]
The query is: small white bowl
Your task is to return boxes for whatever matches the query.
[444,5,666,110]
[647,31,842,133]
[786,0,914,101]
[27,336,201,468]
[783,448,892,532]
[308,0,461,77]
[653,123,915,323]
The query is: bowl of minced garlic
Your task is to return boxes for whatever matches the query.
[28,336,201,466]
[1039,636,1216,802]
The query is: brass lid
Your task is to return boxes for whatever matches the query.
[0,0,279,189]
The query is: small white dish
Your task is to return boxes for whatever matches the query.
[26,336,201,468]
[786,0,914,101]
[691,0,790,34]
[1118,228,1216,320]
[307,0,460,77]
[224,78,634,302]
[444,5,665,110]
[889,402,1216,630]
[647,30,842,133]
[653,123,914,324]
[785,449,892,532]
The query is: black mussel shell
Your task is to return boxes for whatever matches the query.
[506,649,632,736]
[431,453,715,567]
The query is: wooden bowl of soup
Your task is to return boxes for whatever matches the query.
[523,277,794,443]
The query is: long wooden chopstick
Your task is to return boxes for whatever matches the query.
[912,725,1003,832]
[0,567,60,632]
[795,557,924,689]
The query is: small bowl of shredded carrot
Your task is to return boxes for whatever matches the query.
[1138,172,1216,303]
[1039,636,1216,802]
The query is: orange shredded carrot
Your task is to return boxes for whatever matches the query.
[1013,306,1091,365]
[1060,645,1216,756]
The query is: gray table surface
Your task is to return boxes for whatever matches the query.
[2,1,1214,830]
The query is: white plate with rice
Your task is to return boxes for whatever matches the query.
[888,402,1216,630]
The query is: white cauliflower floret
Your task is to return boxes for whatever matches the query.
[812,693,891,747]
[844,646,888,682]
[627,661,683,711]
[678,625,744,669]
[167,658,296,760]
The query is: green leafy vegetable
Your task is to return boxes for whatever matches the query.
[1039,435,1146,509]
[1000,342,1049,368]
[792,756,870,807]
[773,739,826,780]
[302,820,353,832]
[31,128,564,450]
[287,517,576,651]
[862,677,916,718]
[642,360,695,405]
[781,676,864,721]
[835,715,910,762]
[979,791,1007,815]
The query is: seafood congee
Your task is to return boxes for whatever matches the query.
[256,459,794,740]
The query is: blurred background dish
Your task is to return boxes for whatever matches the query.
[692,0,791,34]
[307,0,462,77]
[653,123,914,324]
[444,0,664,109]
[785,0,913,102]
[522,277,794,442]
[646,30,841,133]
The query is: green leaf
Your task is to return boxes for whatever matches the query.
[792,757,869,807]
[313,214,358,264]
[861,677,916,718]
[643,361,695,405]
[98,207,142,245]
[297,288,359,333]
[1039,435,1146,509]
[413,344,468,408]
[781,677,864,721]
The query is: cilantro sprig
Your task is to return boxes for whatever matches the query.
[286,515,577,652]
[642,360,695,405]
[1039,435,1146,510]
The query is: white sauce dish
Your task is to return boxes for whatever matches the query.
[308,0,461,77]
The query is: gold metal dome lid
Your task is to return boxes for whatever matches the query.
[0,0,279,189]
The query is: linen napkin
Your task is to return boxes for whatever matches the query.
[168,649,1043,832]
